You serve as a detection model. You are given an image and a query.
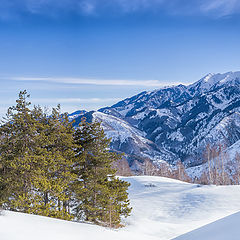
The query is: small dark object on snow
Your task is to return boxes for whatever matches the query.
[144,183,156,187]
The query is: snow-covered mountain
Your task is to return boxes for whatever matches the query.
[71,71,240,174]
[72,111,177,171]
[68,110,87,121]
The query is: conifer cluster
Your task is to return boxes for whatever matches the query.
[0,91,131,228]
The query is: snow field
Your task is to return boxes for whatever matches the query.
[1,176,240,240]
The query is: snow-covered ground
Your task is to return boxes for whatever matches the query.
[1,176,240,240]
[173,211,240,240]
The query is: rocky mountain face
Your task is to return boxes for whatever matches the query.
[71,71,240,173]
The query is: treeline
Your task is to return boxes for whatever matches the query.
[141,144,240,186]
[0,91,131,228]
[142,158,191,182]
[197,144,240,185]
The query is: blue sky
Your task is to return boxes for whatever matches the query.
[1,0,240,117]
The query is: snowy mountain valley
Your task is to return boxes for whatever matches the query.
[70,71,240,178]
[2,71,240,240]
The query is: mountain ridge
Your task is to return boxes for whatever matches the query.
[70,71,240,176]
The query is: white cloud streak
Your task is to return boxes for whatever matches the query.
[199,0,240,17]
[9,76,183,87]
[0,97,122,117]
[0,0,240,19]
[30,97,122,104]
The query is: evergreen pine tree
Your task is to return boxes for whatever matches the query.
[72,118,131,227]
[0,90,40,210]
[29,105,76,220]
[0,92,76,220]
[105,177,131,228]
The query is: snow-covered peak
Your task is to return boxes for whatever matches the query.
[188,71,240,94]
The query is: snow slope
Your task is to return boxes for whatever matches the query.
[124,176,240,239]
[72,110,179,170]
[173,211,240,240]
[1,176,240,240]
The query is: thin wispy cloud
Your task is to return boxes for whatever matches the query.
[1,0,240,19]
[0,97,122,117]
[0,97,121,105]
[9,76,183,87]
[31,97,122,104]
[199,0,240,17]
